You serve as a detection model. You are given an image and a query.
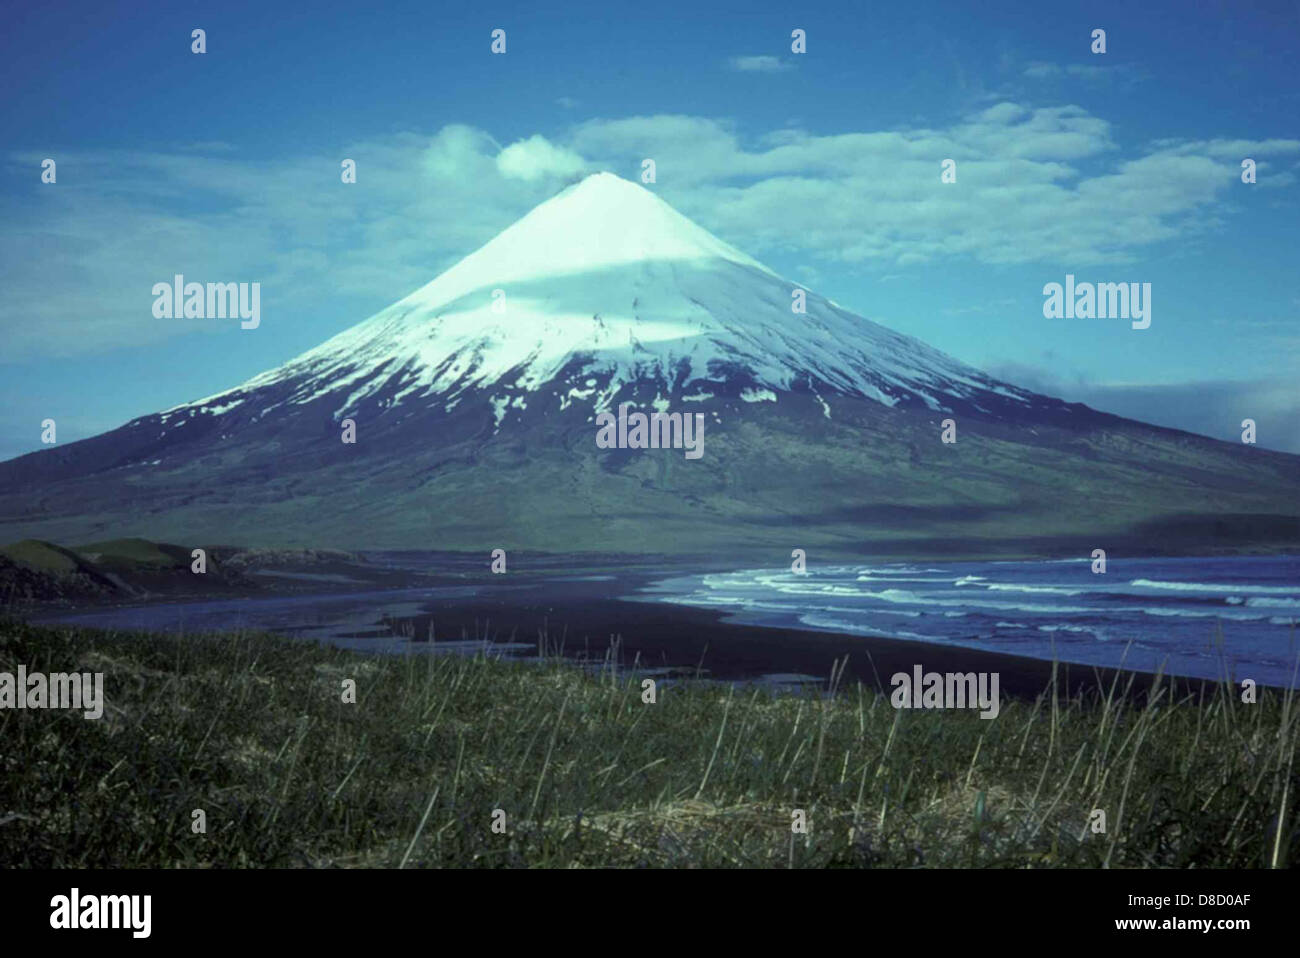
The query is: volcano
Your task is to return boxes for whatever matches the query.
[1,172,1297,556]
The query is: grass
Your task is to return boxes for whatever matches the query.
[1,618,1297,868]
[72,537,191,571]
[0,540,90,573]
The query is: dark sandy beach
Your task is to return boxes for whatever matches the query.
[385,572,1217,702]
[10,550,1238,702]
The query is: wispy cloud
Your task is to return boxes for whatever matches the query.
[496,135,587,181]
[1022,61,1144,83]
[2,103,1296,361]
[984,361,1300,454]
[727,55,792,73]
[567,106,1298,268]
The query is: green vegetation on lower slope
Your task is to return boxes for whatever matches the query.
[0,541,121,603]
[0,537,262,605]
[73,537,192,571]
[1,621,1296,868]
[0,539,93,573]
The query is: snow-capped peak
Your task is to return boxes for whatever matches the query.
[164,172,1035,425]
[396,172,778,308]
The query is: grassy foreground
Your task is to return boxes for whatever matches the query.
[1,619,1297,868]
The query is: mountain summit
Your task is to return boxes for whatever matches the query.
[438,171,779,280]
[1,175,1296,555]
[162,171,1040,434]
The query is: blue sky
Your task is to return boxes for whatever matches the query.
[2,0,1297,457]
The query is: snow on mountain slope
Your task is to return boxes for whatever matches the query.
[164,172,1038,429]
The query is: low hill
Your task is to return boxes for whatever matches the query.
[74,537,193,572]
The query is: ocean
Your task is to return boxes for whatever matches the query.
[30,553,1300,690]
[636,554,1300,688]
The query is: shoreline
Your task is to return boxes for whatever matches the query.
[379,578,1249,701]
[7,552,1289,700]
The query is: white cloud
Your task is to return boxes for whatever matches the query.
[422,124,500,179]
[0,135,546,360]
[495,135,587,182]
[728,55,791,73]
[1022,62,1145,85]
[2,105,1296,361]
[984,363,1300,454]
[566,108,1298,268]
